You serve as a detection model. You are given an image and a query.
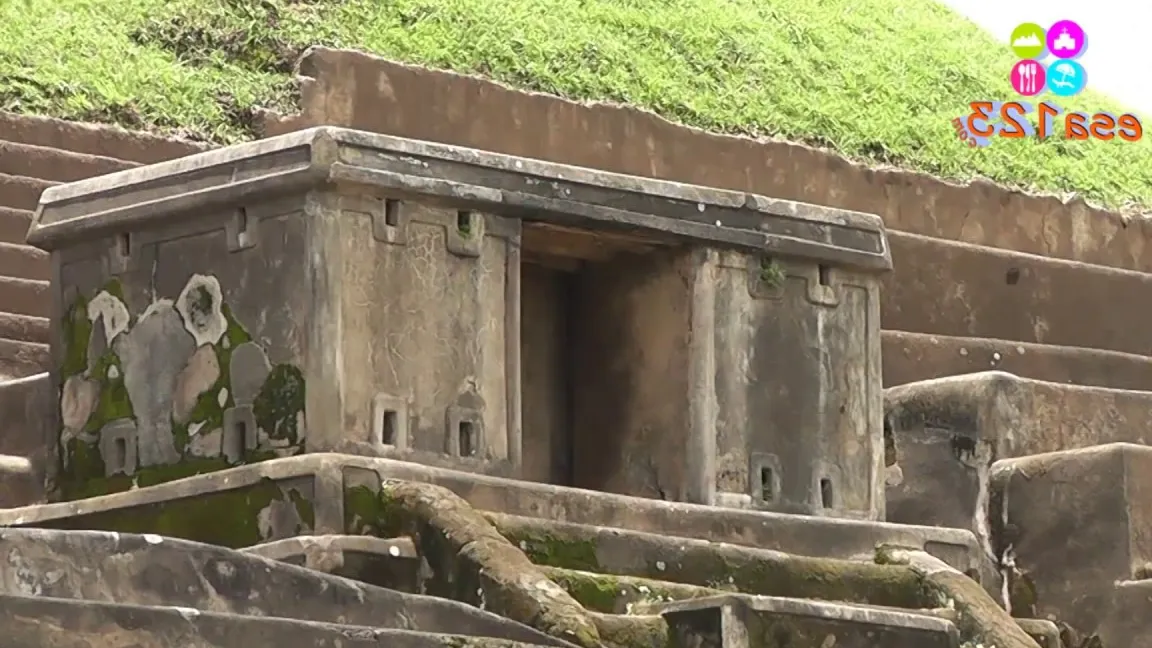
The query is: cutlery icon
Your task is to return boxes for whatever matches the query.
[1017,62,1038,94]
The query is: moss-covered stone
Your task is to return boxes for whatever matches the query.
[543,567,721,614]
[588,613,668,648]
[60,295,92,379]
[44,478,305,547]
[253,364,305,444]
[55,285,308,501]
[491,517,930,609]
[344,484,406,537]
[494,522,601,572]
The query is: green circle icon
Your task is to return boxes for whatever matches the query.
[1011,22,1047,59]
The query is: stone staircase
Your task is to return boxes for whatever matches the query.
[0,113,208,382]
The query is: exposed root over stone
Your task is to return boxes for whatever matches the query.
[877,545,1040,648]
[489,513,928,608]
[379,480,601,648]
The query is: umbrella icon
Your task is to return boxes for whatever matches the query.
[1051,62,1078,90]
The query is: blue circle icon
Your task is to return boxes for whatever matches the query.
[1046,60,1086,97]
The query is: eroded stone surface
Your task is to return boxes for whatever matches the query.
[0,527,575,646]
[990,443,1152,644]
[173,344,221,424]
[2,594,561,648]
[114,300,195,467]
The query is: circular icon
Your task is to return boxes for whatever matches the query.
[1010,22,1047,59]
[1047,20,1086,59]
[1046,60,1087,97]
[1011,59,1047,96]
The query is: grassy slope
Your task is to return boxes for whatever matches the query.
[1,0,1149,209]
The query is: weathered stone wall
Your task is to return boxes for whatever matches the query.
[51,200,312,500]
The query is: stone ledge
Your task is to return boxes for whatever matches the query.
[0,454,990,582]
[0,111,211,164]
[0,140,139,183]
[881,330,1152,391]
[28,128,891,272]
[884,231,1152,356]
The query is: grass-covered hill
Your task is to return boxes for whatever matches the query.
[1,0,1149,209]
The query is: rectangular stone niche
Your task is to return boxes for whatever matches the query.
[30,128,890,517]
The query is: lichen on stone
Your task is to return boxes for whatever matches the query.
[175,274,228,347]
[86,289,131,344]
[47,478,311,547]
[253,364,306,445]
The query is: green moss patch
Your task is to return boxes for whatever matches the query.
[56,284,305,502]
[45,478,311,547]
[543,567,719,614]
[494,522,601,572]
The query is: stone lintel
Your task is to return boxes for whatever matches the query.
[28,128,891,272]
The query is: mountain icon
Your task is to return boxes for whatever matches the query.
[1013,33,1042,47]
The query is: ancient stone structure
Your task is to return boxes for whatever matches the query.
[0,47,1149,648]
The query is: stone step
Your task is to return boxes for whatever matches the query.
[0,311,47,344]
[0,527,575,647]
[0,276,48,317]
[651,594,960,647]
[0,594,559,648]
[0,207,32,244]
[0,241,47,280]
[0,140,138,183]
[0,172,57,211]
[990,444,1152,644]
[884,372,1152,559]
[882,330,1152,391]
[0,110,211,164]
[0,338,48,380]
[883,230,1152,357]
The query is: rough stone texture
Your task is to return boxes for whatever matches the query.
[884,372,1152,550]
[1099,579,1152,647]
[339,457,995,584]
[989,444,1152,644]
[0,527,574,647]
[883,231,1152,356]
[267,48,1149,274]
[2,594,559,648]
[652,594,960,648]
[29,127,891,520]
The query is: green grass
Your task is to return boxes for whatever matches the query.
[1,0,1150,209]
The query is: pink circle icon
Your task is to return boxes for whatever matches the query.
[1047,20,1086,59]
[1011,59,1046,96]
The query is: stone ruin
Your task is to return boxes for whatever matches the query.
[0,48,1150,648]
